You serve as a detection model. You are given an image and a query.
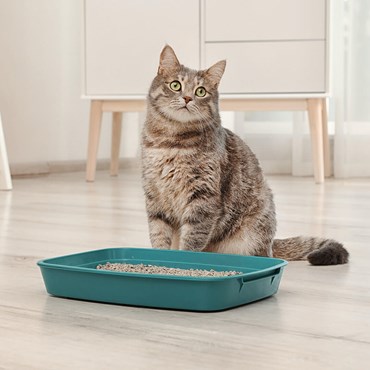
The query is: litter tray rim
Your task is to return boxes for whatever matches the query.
[37,247,288,282]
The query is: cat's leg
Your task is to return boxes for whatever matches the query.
[179,202,216,251]
[147,214,174,250]
[170,229,180,250]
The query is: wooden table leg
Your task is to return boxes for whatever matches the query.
[110,112,123,176]
[321,98,332,177]
[307,98,325,184]
[86,100,103,182]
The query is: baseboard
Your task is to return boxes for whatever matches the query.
[10,158,140,177]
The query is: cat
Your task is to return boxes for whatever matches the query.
[141,45,349,265]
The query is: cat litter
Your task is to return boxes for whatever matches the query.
[96,261,242,277]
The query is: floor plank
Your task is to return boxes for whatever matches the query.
[1,170,369,369]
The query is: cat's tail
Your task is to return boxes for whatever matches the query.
[272,237,349,265]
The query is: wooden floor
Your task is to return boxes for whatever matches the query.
[1,169,369,370]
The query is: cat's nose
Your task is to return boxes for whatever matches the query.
[183,96,193,104]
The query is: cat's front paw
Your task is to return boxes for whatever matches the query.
[152,245,172,250]
[179,244,205,253]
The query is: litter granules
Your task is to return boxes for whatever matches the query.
[96,262,242,277]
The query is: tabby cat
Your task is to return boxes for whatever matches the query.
[141,45,349,265]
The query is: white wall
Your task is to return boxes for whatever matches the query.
[0,0,139,172]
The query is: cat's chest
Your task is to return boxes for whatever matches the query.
[144,148,216,208]
[147,149,196,187]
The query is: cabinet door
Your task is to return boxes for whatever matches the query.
[84,0,199,96]
[205,0,326,41]
[205,41,326,94]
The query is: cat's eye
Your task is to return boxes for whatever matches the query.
[195,86,207,97]
[169,81,182,91]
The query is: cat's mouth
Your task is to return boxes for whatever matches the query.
[177,105,190,112]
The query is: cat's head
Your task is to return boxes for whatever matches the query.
[148,45,226,124]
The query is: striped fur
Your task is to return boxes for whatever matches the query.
[141,46,349,265]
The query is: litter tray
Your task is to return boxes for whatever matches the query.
[37,248,287,312]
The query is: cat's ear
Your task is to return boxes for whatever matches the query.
[205,60,226,88]
[158,45,181,76]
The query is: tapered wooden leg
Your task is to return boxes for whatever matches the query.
[110,112,122,176]
[86,100,103,182]
[321,98,332,177]
[307,98,325,184]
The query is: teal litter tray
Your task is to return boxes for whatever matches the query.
[37,248,288,312]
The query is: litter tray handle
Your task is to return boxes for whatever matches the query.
[238,267,282,291]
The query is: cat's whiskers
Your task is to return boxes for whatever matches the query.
[188,104,211,125]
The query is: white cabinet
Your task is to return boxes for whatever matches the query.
[84,0,330,184]
[84,0,199,96]
[83,0,328,97]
